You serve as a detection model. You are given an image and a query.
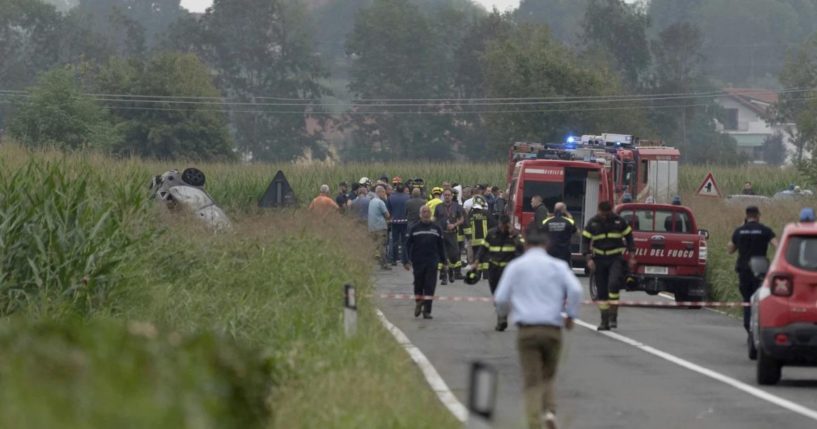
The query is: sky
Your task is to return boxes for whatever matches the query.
[179,0,522,14]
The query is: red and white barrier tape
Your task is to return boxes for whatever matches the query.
[376,293,750,307]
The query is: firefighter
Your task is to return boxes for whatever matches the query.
[454,188,469,260]
[468,201,493,262]
[470,214,524,331]
[582,201,636,331]
[541,202,576,266]
[403,205,446,320]
[434,189,465,285]
[426,187,444,219]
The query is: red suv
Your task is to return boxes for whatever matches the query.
[749,221,817,385]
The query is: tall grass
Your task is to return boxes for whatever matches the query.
[0,145,458,428]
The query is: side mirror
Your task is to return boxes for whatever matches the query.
[698,229,710,239]
[749,256,770,279]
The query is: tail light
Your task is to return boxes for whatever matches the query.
[770,273,794,297]
[698,239,707,264]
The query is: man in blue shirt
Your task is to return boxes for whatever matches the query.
[495,230,582,429]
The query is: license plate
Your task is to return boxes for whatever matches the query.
[645,266,669,275]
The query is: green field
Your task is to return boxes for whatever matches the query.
[1,143,814,427]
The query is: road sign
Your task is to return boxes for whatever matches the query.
[258,170,297,208]
[696,172,721,198]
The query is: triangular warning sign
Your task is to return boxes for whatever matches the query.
[258,170,298,208]
[696,172,721,198]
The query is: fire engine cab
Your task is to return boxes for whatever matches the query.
[506,140,613,262]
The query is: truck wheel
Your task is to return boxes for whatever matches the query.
[589,273,598,301]
[757,349,782,385]
[748,334,758,360]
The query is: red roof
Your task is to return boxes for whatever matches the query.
[721,88,779,116]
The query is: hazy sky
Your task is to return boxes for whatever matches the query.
[179,0,522,14]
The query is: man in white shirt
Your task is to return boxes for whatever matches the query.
[494,230,582,429]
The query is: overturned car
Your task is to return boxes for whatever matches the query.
[149,168,231,230]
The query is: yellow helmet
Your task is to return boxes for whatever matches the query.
[431,187,443,196]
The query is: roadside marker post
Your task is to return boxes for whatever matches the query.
[465,361,498,429]
[344,284,357,337]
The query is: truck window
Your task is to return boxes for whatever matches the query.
[785,236,817,271]
[522,181,562,212]
[633,209,691,233]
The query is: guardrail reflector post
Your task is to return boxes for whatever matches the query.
[344,284,357,337]
[466,361,498,428]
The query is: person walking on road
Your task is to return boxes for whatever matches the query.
[368,186,391,270]
[542,202,576,266]
[404,205,446,319]
[494,229,582,429]
[387,183,410,265]
[405,188,426,229]
[308,184,340,214]
[582,201,636,331]
[727,205,778,334]
[434,189,465,285]
[471,214,524,330]
[531,195,549,229]
[350,187,371,222]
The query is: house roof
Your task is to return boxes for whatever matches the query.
[720,88,779,116]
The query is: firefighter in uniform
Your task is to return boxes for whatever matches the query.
[468,201,494,260]
[426,187,444,218]
[434,189,465,285]
[582,201,636,331]
[403,205,446,319]
[471,214,524,331]
[455,188,468,262]
[541,202,576,266]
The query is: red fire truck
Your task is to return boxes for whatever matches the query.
[505,134,682,263]
[506,141,613,261]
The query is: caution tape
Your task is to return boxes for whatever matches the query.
[375,293,750,307]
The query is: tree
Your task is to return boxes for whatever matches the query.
[344,0,463,160]
[763,134,786,166]
[581,0,651,89]
[74,0,184,49]
[8,68,120,150]
[183,0,328,161]
[771,35,817,162]
[514,0,588,46]
[92,53,235,160]
[480,24,648,155]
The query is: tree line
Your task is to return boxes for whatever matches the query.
[2,0,817,164]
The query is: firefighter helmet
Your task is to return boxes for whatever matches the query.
[464,267,481,285]
[431,186,443,196]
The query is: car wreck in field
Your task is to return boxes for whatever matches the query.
[149,168,231,231]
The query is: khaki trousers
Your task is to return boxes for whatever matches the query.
[517,325,562,429]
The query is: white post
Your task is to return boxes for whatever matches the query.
[344,284,357,337]
[465,361,498,429]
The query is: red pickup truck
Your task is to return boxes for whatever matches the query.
[590,203,709,305]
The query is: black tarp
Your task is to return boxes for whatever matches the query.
[258,170,297,208]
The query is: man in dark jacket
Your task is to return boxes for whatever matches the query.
[531,195,549,227]
[387,183,410,265]
[472,214,524,330]
[404,205,446,319]
[541,202,577,266]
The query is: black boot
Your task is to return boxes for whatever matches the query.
[609,306,618,329]
[495,315,508,332]
[439,269,448,286]
[454,267,464,280]
[448,268,455,283]
[597,309,611,331]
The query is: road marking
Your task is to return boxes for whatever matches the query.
[573,319,817,422]
[375,309,468,423]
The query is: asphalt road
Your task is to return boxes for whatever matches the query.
[375,268,817,429]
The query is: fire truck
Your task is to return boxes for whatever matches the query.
[580,133,681,204]
[505,134,682,264]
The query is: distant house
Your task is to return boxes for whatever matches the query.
[713,88,796,164]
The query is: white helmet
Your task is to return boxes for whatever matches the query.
[359,177,370,185]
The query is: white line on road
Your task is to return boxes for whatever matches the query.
[573,319,817,422]
[375,309,468,423]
